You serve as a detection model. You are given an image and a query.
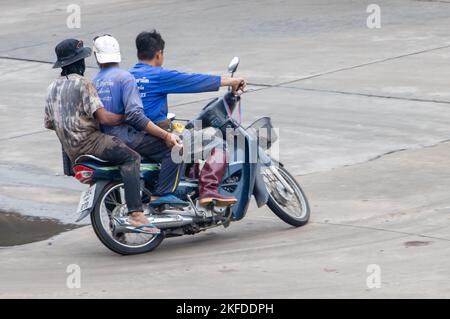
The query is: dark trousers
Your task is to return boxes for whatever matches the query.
[98,136,143,214]
[132,133,183,196]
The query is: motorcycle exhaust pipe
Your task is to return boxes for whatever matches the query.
[147,214,194,229]
[113,214,194,234]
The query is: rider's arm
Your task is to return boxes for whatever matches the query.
[121,74,180,147]
[81,79,124,126]
[159,69,246,94]
[220,77,247,93]
[159,69,221,94]
[94,108,124,126]
[44,93,55,130]
[143,121,181,148]
[121,73,150,131]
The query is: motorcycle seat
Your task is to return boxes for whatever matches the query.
[74,154,111,165]
[75,154,160,167]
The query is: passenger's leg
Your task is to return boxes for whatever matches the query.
[97,136,158,232]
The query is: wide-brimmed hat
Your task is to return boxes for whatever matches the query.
[53,39,92,69]
[93,34,121,64]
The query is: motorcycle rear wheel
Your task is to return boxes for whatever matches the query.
[90,181,164,255]
[263,164,310,227]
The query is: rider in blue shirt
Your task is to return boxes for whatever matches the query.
[130,64,221,124]
[92,35,187,231]
[130,30,246,207]
[93,66,149,147]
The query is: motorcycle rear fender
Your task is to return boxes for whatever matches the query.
[75,180,110,222]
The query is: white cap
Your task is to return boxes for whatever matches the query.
[93,35,121,64]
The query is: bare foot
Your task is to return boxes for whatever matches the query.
[127,212,160,234]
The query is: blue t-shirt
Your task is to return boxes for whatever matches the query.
[93,67,149,147]
[129,63,221,123]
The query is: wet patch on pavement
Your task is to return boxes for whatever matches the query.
[0,210,80,247]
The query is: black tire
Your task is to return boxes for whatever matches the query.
[265,164,310,227]
[90,181,164,255]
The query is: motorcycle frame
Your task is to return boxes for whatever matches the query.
[75,122,271,223]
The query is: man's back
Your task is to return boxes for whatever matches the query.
[45,73,103,161]
[93,67,147,148]
[129,63,167,123]
[92,67,128,114]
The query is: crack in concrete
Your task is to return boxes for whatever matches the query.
[415,0,450,3]
[272,43,450,88]
[0,130,47,142]
[0,55,98,69]
[0,56,54,65]
[290,139,450,178]
[365,148,408,163]
[274,86,450,105]
[252,215,450,243]
[312,220,450,243]
[343,138,450,168]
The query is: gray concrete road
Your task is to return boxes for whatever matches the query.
[2,142,450,298]
[1,0,450,298]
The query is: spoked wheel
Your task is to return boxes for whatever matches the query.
[262,163,310,227]
[90,182,164,255]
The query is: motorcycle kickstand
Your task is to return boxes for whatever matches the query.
[208,202,217,224]
[186,193,203,218]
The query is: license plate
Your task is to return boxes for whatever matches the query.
[76,184,96,215]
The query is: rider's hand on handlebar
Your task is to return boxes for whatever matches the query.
[164,132,183,149]
[231,78,247,95]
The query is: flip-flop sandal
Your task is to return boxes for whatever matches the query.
[114,217,161,235]
[127,224,161,235]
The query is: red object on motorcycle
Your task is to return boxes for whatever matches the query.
[73,165,94,184]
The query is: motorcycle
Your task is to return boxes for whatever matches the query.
[71,57,310,255]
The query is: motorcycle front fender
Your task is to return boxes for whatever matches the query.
[253,162,269,207]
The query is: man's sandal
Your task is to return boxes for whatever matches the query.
[113,217,161,235]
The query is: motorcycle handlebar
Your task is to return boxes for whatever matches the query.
[185,92,240,130]
[235,80,246,93]
[185,120,195,130]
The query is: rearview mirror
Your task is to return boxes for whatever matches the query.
[228,56,240,74]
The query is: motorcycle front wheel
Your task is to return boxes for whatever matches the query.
[262,163,310,227]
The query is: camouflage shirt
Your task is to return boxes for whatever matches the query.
[44,74,108,161]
